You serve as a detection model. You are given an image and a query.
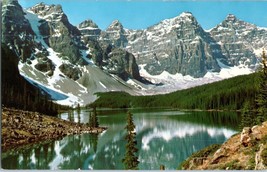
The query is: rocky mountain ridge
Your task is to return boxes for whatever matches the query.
[210,14,267,68]
[98,12,267,77]
[2,0,144,106]
[2,0,267,106]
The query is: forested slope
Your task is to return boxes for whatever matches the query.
[89,72,259,110]
[1,43,68,115]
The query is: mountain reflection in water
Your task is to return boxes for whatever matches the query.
[2,109,239,170]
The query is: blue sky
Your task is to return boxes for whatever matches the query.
[19,0,267,30]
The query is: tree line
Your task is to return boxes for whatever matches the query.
[88,72,258,111]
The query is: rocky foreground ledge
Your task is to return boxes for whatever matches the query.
[180,121,267,170]
[1,107,107,151]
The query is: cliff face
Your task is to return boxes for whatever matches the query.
[180,121,267,170]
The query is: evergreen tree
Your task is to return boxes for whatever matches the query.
[122,111,139,170]
[239,101,254,130]
[256,49,267,124]
[89,107,99,128]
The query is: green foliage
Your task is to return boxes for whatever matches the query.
[255,50,267,124]
[219,159,243,170]
[89,92,131,108]
[247,156,256,170]
[239,101,255,130]
[89,73,258,110]
[122,112,139,170]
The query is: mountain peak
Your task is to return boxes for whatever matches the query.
[180,12,193,17]
[29,2,64,18]
[225,14,237,22]
[156,11,197,29]
[107,20,124,31]
[78,19,99,29]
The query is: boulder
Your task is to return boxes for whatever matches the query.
[240,127,252,147]
[59,63,82,81]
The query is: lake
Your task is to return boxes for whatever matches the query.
[1,109,240,170]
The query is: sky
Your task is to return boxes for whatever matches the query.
[18,0,267,30]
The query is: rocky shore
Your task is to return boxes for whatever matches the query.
[180,121,267,170]
[1,107,107,151]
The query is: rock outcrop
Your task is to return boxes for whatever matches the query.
[181,121,267,170]
[2,0,36,62]
[1,107,106,151]
[100,20,128,48]
[28,2,87,65]
[78,19,101,40]
[103,48,141,81]
[59,63,82,81]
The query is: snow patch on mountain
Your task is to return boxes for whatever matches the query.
[139,63,254,95]
[23,10,93,107]
[80,49,95,65]
[18,63,86,107]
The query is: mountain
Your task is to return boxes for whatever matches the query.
[99,13,267,78]
[125,12,224,77]
[210,14,267,68]
[78,19,101,40]
[78,20,143,81]
[2,0,144,107]
[2,0,36,63]
[2,0,267,107]
[99,20,129,48]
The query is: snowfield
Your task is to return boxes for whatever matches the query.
[138,62,254,95]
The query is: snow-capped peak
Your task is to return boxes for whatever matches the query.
[225,14,237,22]
[107,20,124,31]
[28,2,64,21]
[78,19,99,30]
[153,11,198,30]
[180,11,194,18]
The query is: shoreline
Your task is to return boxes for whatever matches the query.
[180,121,267,170]
[1,107,107,152]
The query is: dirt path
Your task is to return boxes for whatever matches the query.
[1,107,107,151]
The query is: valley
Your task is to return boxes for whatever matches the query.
[1,0,267,170]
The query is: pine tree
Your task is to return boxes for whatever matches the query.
[122,111,139,170]
[89,107,99,128]
[239,101,254,130]
[256,49,267,124]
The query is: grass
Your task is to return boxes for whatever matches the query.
[247,156,256,170]
[178,144,221,170]
[219,159,243,170]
